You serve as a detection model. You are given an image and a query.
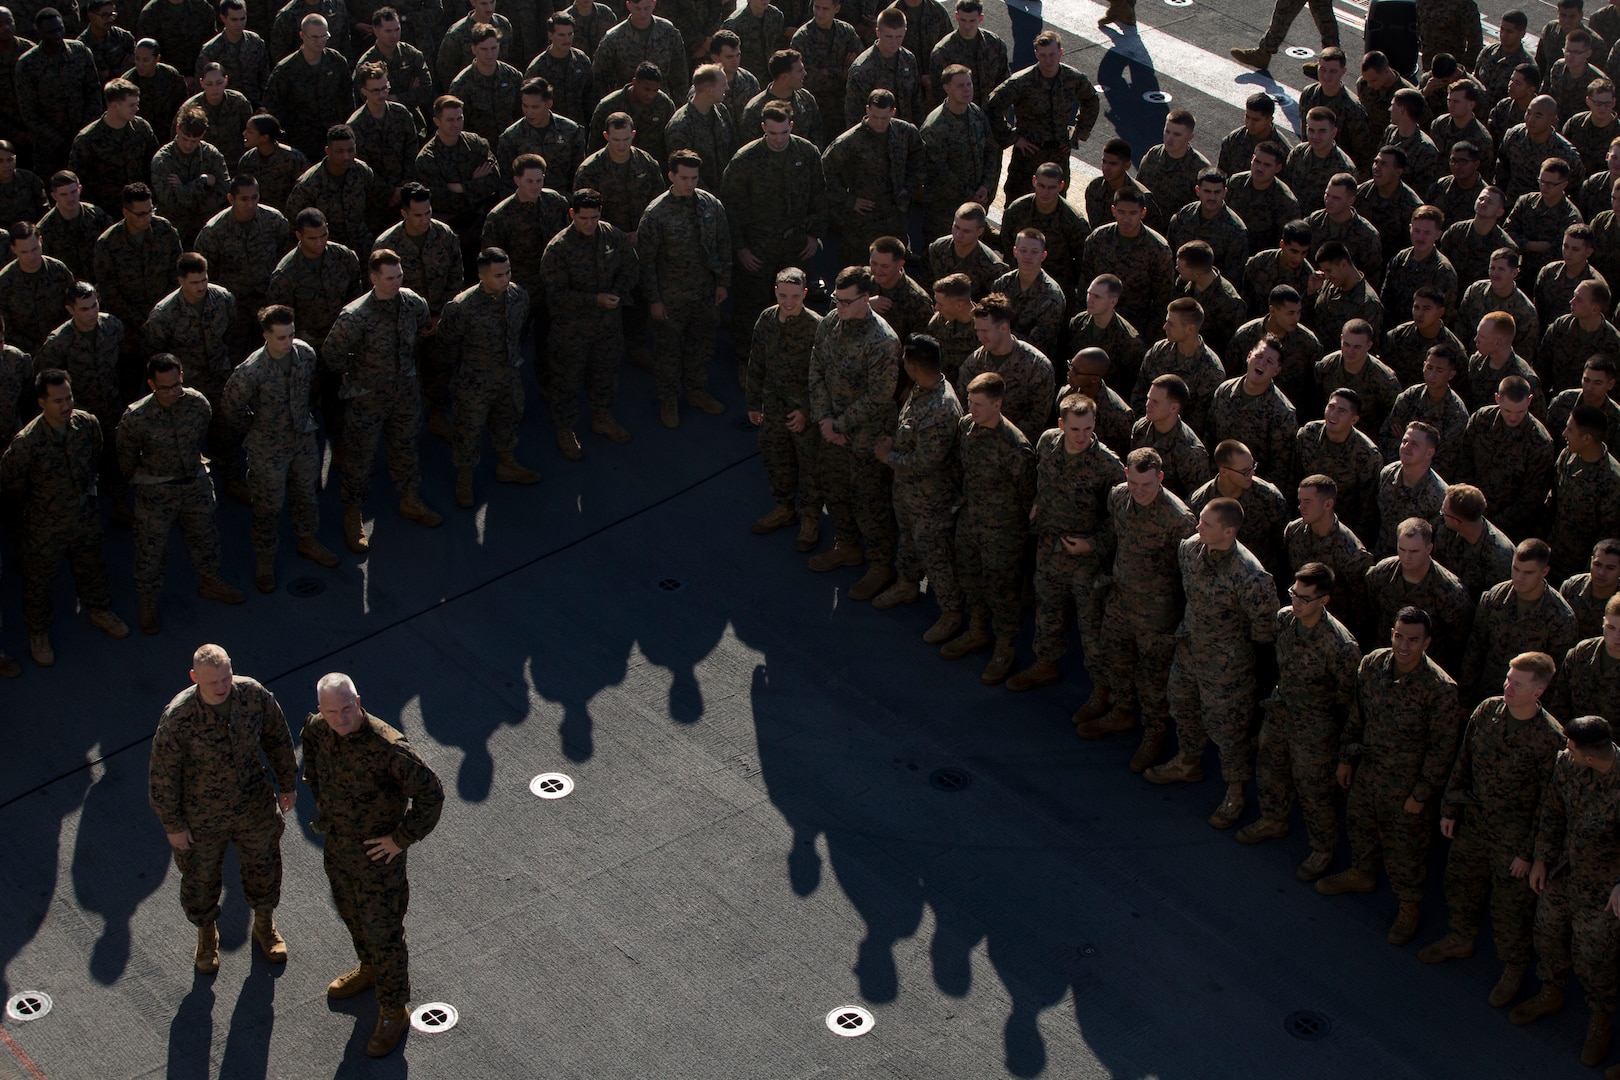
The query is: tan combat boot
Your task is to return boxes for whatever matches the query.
[1235,817,1288,845]
[1510,981,1565,1025]
[1295,850,1333,882]
[807,541,863,572]
[139,594,160,635]
[327,963,376,999]
[1144,752,1204,785]
[980,636,1017,684]
[1301,60,1319,79]
[1076,704,1134,739]
[1097,0,1134,27]
[591,410,631,443]
[1070,685,1111,725]
[198,576,246,605]
[454,467,475,508]
[195,921,219,974]
[659,400,680,428]
[871,578,920,610]
[1417,932,1475,964]
[752,504,796,535]
[88,608,131,636]
[939,618,990,660]
[1387,901,1421,945]
[1006,658,1060,691]
[28,632,54,666]
[556,428,584,461]
[1128,732,1163,773]
[296,536,341,567]
[398,490,443,527]
[367,1004,409,1058]
[1230,46,1272,69]
[0,651,18,678]
[252,907,287,963]
[1208,782,1245,829]
[686,388,724,415]
[344,507,370,553]
[848,562,894,601]
[496,454,541,483]
[255,554,276,594]
[1586,1011,1615,1066]
[1489,964,1527,1008]
[922,610,962,644]
[1314,867,1376,896]
[794,515,819,552]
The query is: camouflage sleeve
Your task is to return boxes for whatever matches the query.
[1532,758,1568,865]
[1340,656,1372,760]
[1441,703,1485,812]
[0,434,24,495]
[612,229,639,297]
[1071,74,1098,144]
[840,330,899,433]
[147,718,189,834]
[902,123,924,195]
[1245,564,1278,642]
[808,324,834,421]
[257,687,298,794]
[635,212,666,304]
[1549,646,1576,723]
[984,74,1014,147]
[1330,631,1362,717]
[321,310,359,373]
[745,310,772,411]
[1415,672,1461,803]
[219,363,255,434]
[886,397,957,475]
[1458,592,1492,692]
[115,405,141,479]
[299,713,323,808]
[436,294,466,366]
[389,742,445,847]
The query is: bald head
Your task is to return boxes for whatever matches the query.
[1073,347,1110,374]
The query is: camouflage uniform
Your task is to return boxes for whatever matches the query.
[1544,60,1607,131]
[1167,536,1278,780]
[792,16,860,145]
[1535,260,1608,338]
[956,412,1033,636]
[1462,352,1544,419]
[220,339,323,554]
[882,0,947,89]
[346,103,421,213]
[989,269,1064,359]
[636,186,731,405]
[1581,171,1620,224]
[1562,111,1620,177]
[1255,0,1339,57]
[524,46,595,124]
[435,12,515,85]
[238,143,310,212]
[1137,144,1211,220]
[1130,416,1208,499]
[926,235,1004,296]
[1559,576,1618,645]
[1381,322,1465,390]
[354,40,436,124]
[1495,126,1584,203]
[721,2,784,80]
[1381,248,1459,332]
[1537,315,1620,394]
[1415,0,1482,68]
[541,220,637,430]
[414,131,503,224]
[81,24,136,83]
[194,204,294,347]
[286,160,377,255]
[1426,132,1493,196]
[123,63,188,152]
[925,312,978,385]
[1283,513,1375,629]
[809,308,899,559]
[448,60,524,143]
[1372,459,1448,556]
[1029,429,1122,664]
[148,676,297,926]
[1257,606,1362,853]
[0,34,30,146]
[1066,311,1144,392]
[983,61,1098,200]
[1207,377,1297,481]
[150,138,230,244]
[0,344,33,443]
[888,377,961,603]
[1097,482,1196,734]
[1434,517,1515,599]
[373,217,461,412]
[1454,281,1538,362]
[997,193,1087,297]
[1377,388,1468,482]
[927,26,1007,108]
[1530,744,1620,1012]
[870,273,932,347]
[954,338,1053,444]
[143,283,242,484]
[199,30,271,106]
[1283,143,1357,217]
[1380,125,1441,193]
[1438,222,1515,298]
[1315,350,1400,438]
[301,709,443,1010]
[919,100,998,240]
[1454,407,1554,540]
[117,386,224,595]
[1550,634,1620,723]
[1077,224,1173,342]
[497,113,587,195]
[1083,176,1161,237]
[1551,446,1620,578]
[266,239,363,352]
[15,38,101,169]
[748,303,825,517]
[1460,582,1578,702]
[439,279,531,469]
[1340,647,1461,900]
[37,204,110,283]
[1505,191,1584,282]
[265,47,357,160]
[1218,123,1293,180]
[0,409,114,632]
[1240,247,1313,317]
[1476,40,1532,107]
[587,85,676,167]
[1129,338,1224,437]
[591,16,689,99]
[321,287,432,507]
[573,144,664,233]
[1299,83,1376,171]
[268,0,349,61]
[663,102,735,192]
[34,314,122,428]
[1364,553,1473,666]
[1292,420,1382,537]
[1549,391,1620,456]
[1189,474,1290,572]
[68,117,160,214]
[1308,206,1386,287]
[843,43,921,127]
[181,89,255,161]
[1178,273,1249,364]
[1225,173,1300,252]
[0,256,74,354]
[822,116,923,262]
[480,188,569,296]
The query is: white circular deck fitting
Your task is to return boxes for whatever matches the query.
[825,1005,874,1037]
[7,992,52,1021]
[529,772,574,799]
[1163,0,1193,7]
[411,1002,459,1033]
[1143,91,1173,103]
[1285,46,1316,58]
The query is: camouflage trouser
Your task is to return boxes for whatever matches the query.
[1167,640,1257,780]
[341,377,423,508]
[452,365,524,468]
[133,476,223,595]
[1031,539,1103,664]
[1096,607,1177,736]
[894,491,960,611]
[759,411,824,513]
[417,336,450,415]
[549,313,621,431]
[822,437,897,562]
[172,800,284,926]
[191,370,243,486]
[1254,704,1339,852]
[19,508,113,632]
[1346,760,1432,901]
[247,433,321,555]
[957,522,1022,637]
[1442,816,1537,964]
[1534,871,1620,1009]
[1258,0,1340,53]
[652,299,719,404]
[324,836,412,1008]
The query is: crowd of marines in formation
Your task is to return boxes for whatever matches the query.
[8,0,1620,1063]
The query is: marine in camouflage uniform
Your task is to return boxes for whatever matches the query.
[1454,404,1554,541]
[877,352,961,619]
[1381,321,1465,392]
[0,251,74,354]
[264,43,355,161]
[540,208,637,432]
[287,154,377,256]
[842,38,921,127]
[38,201,111,283]
[1435,513,1514,596]
[921,92,1000,236]
[588,83,677,167]
[573,141,665,233]
[926,233,1004,295]
[373,209,462,417]
[439,265,533,493]
[1138,142,1211,222]
[1551,442,1620,579]
[1130,336,1225,437]
[1454,281,1537,363]
[1178,272,1248,366]
[524,44,594,125]
[124,61,188,151]
[199,28,271,105]
[448,55,525,144]
[1299,81,1376,172]
[355,37,437,122]
[1283,507,1375,628]
[821,106,923,266]
[182,88,254,161]
[497,110,588,194]
[1188,471,1290,576]
[636,176,731,411]
[1241,246,1313,318]
[68,114,160,214]
[150,134,230,244]
[1551,629,1620,723]
[1207,373,1297,482]
[983,53,1097,201]
[220,329,325,558]
[954,335,1053,444]
[267,233,363,354]
[15,34,101,170]
[990,267,1064,360]
[925,308,978,385]
[194,198,295,348]
[591,13,689,98]
[480,182,569,297]
[1314,349,1399,439]
[1496,123,1584,203]
[413,127,501,225]
[0,341,33,443]
[1226,171,1300,253]
[144,280,243,486]
[927,21,1006,108]
[1067,309,1144,391]
[1077,222,1172,345]
[748,294,824,524]
[954,403,1034,648]
[1130,414,1208,499]
[435,11,515,86]
[1460,577,1578,703]
[1293,418,1382,540]
[998,188,1088,299]
[664,99,736,192]
[238,140,310,212]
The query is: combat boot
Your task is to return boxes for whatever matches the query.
[28,632,53,667]
[1144,752,1204,785]
[1489,964,1527,1008]
[1417,932,1475,964]
[367,1004,408,1058]
[794,515,819,552]
[1128,732,1163,773]
[1510,981,1565,1025]
[496,454,541,483]
[660,400,680,428]
[922,610,962,644]
[195,921,219,974]
[751,504,797,534]
[1314,867,1376,895]
[0,651,18,678]
[398,490,443,527]
[686,388,724,415]
[1585,1011,1614,1066]
[1208,782,1245,829]
[1070,685,1111,725]
[1301,60,1319,79]
[939,618,990,660]
[88,608,131,636]
[251,908,287,963]
[1230,46,1272,69]
[344,507,369,553]
[591,410,632,443]
[1235,817,1288,844]
[1295,850,1333,882]
[255,555,276,594]
[139,594,160,635]
[1387,901,1421,945]
[1006,658,1060,691]
[197,576,247,605]
[980,636,1017,684]
[556,428,584,461]
[1097,0,1134,26]
[807,541,863,572]
[454,468,475,508]
[296,537,340,567]
[871,578,919,610]
[1076,705,1135,739]
[848,562,893,601]
[327,963,376,999]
